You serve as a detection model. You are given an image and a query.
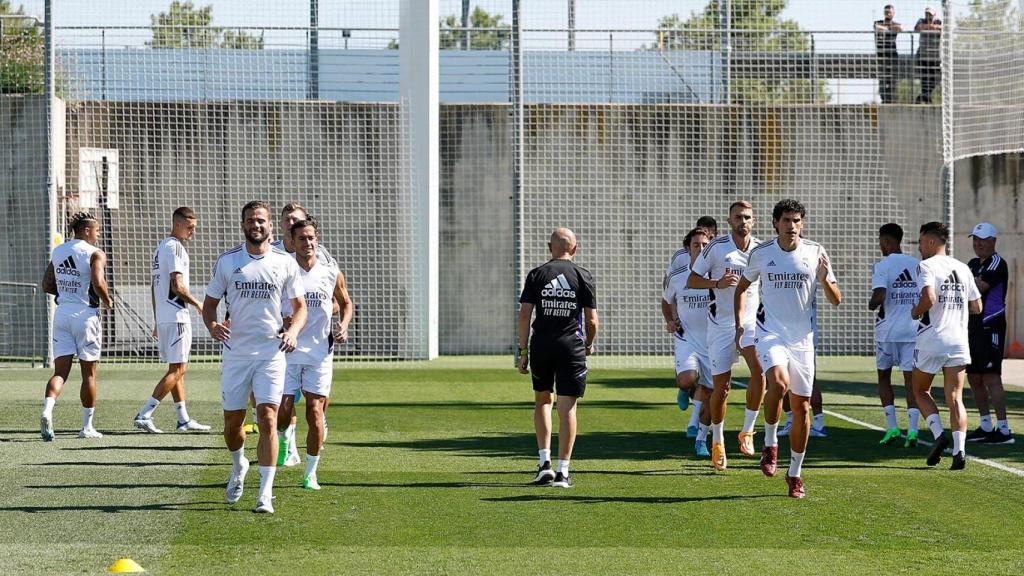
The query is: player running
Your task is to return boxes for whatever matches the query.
[203,201,307,513]
[868,223,921,447]
[661,227,714,457]
[133,207,210,434]
[39,212,114,441]
[736,199,842,498]
[910,222,982,470]
[687,201,764,470]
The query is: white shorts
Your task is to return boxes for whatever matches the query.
[53,307,101,362]
[876,341,914,372]
[284,357,333,398]
[756,334,815,398]
[707,322,756,376]
[913,348,971,375]
[157,322,192,364]
[221,355,286,411]
[674,338,712,389]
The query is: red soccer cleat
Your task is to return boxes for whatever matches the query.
[760,446,778,477]
[785,474,805,499]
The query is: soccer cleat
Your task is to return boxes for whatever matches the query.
[676,389,689,411]
[926,433,949,466]
[133,416,163,434]
[879,428,902,446]
[785,474,806,499]
[532,461,555,485]
[778,419,792,437]
[981,430,1015,445]
[904,430,919,448]
[254,498,275,514]
[966,427,990,442]
[78,427,103,439]
[176,419,211,432]
[810,426,827,438]
[695,439,710,458]
[552,472,573,488]
[711,442,728,471]
[40,415,54,442]
[243,423,259,434]
[950,451,966,470]
[225,458,250,504]
[760,446,778,477]
[686,425,698,439]
[276,435,288,467]
[303,474,321,491]
[737,432,756,456]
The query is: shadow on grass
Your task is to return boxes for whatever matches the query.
[341,400,664,411]
[481,493,777,505]
[23,482,225,490]
[60,445,218,452]
[29,460,220,467]
[324,480,527,489]
[0,501,225,513]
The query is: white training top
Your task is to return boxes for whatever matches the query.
[152,236,191,324]
[663,261,710,355]
[691,233,761,328]
[286,260,339,365]
[744,237,836,347]
[871,252,920,343]
[915,255,980,354]
[206,244,303,361]
[51,239,100,310]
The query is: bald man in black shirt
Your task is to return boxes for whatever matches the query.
[517,228,598,488]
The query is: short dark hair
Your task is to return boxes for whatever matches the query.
[729,200,752,215]
[920,221,949,244]
[241,200,270,221]
[281,202,306,218]
[290,216,320,237]
[884,4,894,10]
[683,226,710,248]
[695,216,718,231]
[879,222,903,243]
[772,198,806,221]
[173,206,196,221]
[68,211,97,235]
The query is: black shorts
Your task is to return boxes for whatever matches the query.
[967,324,1005,375]
[530,340,588,398]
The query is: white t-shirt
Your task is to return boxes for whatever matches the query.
[915,255,980,354]
[871,253,920,343]
[691,233,761,328]
[51,239,99,310]
[662,261,710,355]
[744,237,836,347]
[152,236,191,324]
[206,244,304,361]
[287,261,339,365]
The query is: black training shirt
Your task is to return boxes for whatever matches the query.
[519,259,597,344]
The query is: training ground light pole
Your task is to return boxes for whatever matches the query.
[511,0,526,364]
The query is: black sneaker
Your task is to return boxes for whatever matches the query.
[531,461,555,485]
[981,430,1016,445]
[950,451,966,470]
[966,427,990,442]
[926,433,949,466]
[552,471,572,488]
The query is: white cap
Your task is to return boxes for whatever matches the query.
[969,222,998,239]
[925,6,937,15]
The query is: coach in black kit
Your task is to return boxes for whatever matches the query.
[517,228,598,488]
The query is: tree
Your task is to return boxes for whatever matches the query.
[148,1,264,49]
[0,1,44,94]
[388,7,509,50]
[653,0,828,104]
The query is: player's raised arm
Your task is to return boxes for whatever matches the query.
[90,250,114,309]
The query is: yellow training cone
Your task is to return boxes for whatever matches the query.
[108,558,146,573]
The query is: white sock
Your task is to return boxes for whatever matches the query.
[742,408,759,434]
[286,424,298,455]
[997,419,1010,434]
[952,430,966,454]
[138,397,160,419]
[538,448,551,466]
[980,414,993,432]
[812,413,825,430]
[784,410,793,425]
[711,421,724,444]
[696,423,709,442]
[42,397,55,418]
[81,407,95,430]
[304,453,320,478]
[556,459,570,475]
[688,400,703,428]
[230,447,246,468]
[764,422,779,447]
[258,465,276,502]
[926,413,944,440]
[788,450,806,477]
[907,408,921,432]
[175,401,190,423]
[883,405,897,429]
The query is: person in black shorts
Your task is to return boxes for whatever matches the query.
[517,228,598,488]
[965,222,1014,444]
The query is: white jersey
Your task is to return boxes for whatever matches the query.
[286,261,339,365]
[871,253,920,343]
[665,246,689,277]
[915,255,980,354]
[744,238,835,347]
[662,261,710,355]
[691,233,761,328]
[51,239,100,310]
[152,236,191,324]
[271,239,337,267]
[206,244,303,361]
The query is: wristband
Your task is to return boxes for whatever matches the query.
[519,347,529,356]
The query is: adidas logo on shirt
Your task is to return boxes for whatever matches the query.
[55,255,80,277]
[892,268,915,289]
[767,260,777,267]
[541,273,576,298]
[233,267,243,274]
[938,271,965,308]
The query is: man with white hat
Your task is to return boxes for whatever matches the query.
[914,7,942,103]
[965,222,1014,444]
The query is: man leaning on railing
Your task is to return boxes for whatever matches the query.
[915,6,943,104]
[874,4,903,104]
